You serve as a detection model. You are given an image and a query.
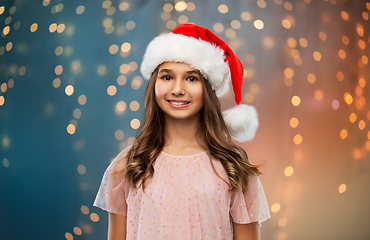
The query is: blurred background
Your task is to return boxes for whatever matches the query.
[1,0,369,239]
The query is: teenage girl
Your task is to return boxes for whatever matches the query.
[94,24,270,240]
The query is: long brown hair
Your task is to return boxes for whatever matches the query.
[120,66,260,191]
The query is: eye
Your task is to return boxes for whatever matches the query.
[187,76,198,82]
[161,75,172,80]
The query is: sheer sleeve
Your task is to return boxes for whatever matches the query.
[93,146,131,216]
[230,175,270,225]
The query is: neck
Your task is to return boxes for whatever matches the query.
[162,114,206,155]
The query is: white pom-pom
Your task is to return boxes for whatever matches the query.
[222,104,259,142]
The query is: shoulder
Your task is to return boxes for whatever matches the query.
[115,145,132,160]
[109,146,131,172]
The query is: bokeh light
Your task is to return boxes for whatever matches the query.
[241,12,251,21]
[73,227,82,235]
[115,130,124,140]
[131,76,143,90]
[293,134,303,145]
[337,71,344,81]
[130,101,140,111]
[97,65,107,75]
[349,113,357,123]
[332,100,340,110]
[73,109,81,119]
[341,11,349,20]
[340,129,348,139]
[282,19,291,29]
[218,4,228,14]
[284,2,293,11]
[76,5,85,14]
[186,2,196,11]
[353,148,363,160]
[254,20,264,30]
[271,203,281,213]
[175,1,187,12]
[30,23,38,32]
[121,42,131,52]
[285,166,294,177]
[116,101,127,114]
[314,90,324,100]
[57,23,65,33]
[284,68,294,78]
[78,95,87,105]
[127,137,136,146]
[1,83,7,92]
[0,96,5,106]
[299,38,308,47]
[257,0,267,8]
[307,73,316,83]
[67,124,76,135]
[163,3,173,12]
[107,85,117,96]
[130,119,140,129]
[289,117,299,128]
[313,51,322,61]
[278,218,288,227]
[90,213,99,222]
[213,23,224,33]
[244,92,254,103]
[77,164,86,174]
[342,36,349,45]
[226,29,236,39]
[81,205,89,215]
[65,85,74,96]
[294,151,303,161]
[65,232,73,240]
[19,66,26,76]
[358,120,366,130]
[3,158,9,168]
[344,92,353,105]
[338,184,346,193]
[291,96,301,106]
[319,31,327,41]
[117,75,127,86]
[3,26,10,35]
[338,49,346,59]
[119,2,129,11]
[231,20,241,29]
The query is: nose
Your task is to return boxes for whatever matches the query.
[171,77,185,96]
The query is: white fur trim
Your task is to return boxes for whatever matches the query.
[140,33,230,97]
[222,104,259,142]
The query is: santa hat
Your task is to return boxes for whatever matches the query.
[140,24,258,142]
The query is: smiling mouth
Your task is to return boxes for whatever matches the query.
[167,100,190,106]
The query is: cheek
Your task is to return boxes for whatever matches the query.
[155,81,165,102]
[195,84,204,104]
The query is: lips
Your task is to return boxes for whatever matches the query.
[167,100,190,108]
[168,100,190,105]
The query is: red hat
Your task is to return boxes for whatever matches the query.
[140,24,258,141]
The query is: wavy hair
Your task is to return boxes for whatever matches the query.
[119,67,260,191]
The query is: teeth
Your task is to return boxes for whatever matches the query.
[169,101,189,105]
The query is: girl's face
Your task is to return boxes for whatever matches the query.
[155,62,204,121]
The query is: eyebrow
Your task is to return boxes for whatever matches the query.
[158,69,171,74]
[158,69,201,75]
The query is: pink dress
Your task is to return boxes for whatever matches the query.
[94,146,270,239]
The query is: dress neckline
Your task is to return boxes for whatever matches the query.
[160,150,207,158]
